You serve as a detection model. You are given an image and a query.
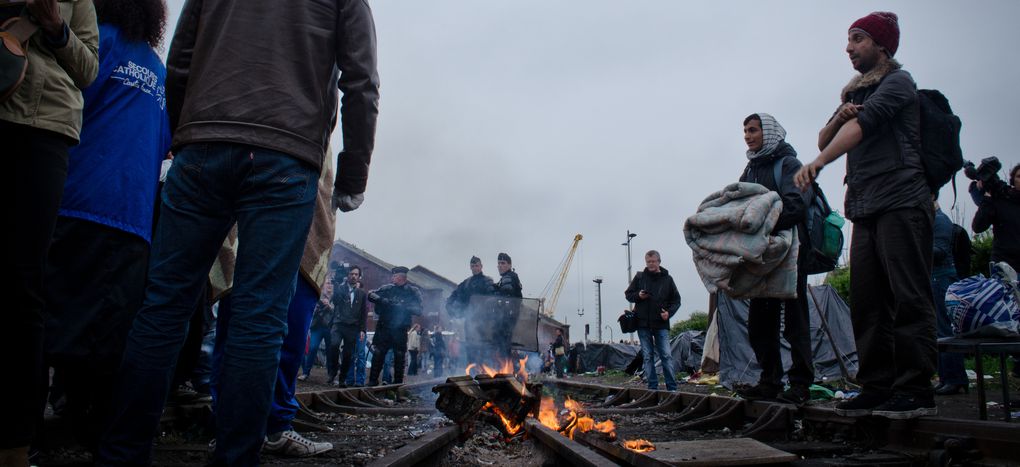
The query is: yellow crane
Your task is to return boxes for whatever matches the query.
[539,233,583,318]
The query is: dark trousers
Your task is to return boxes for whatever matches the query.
[330,325,360,383]
[408,350,419,375]
[370,328,408,385]
[43,218,149,447]
[850,206,937,398]
[933,272,967,386]
[432,353,444,377]
[5,121,70,448]
[173,283,210,390]
[747,267,814,389]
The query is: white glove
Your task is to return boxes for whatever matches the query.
[331,191,365,212]
[159,158,173,182]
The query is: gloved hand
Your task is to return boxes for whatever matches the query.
[331,191,365,212]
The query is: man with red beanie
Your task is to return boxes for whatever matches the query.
[795,12,937,419]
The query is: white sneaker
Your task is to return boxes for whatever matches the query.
[262,430,332,457]
[297,374,308,381]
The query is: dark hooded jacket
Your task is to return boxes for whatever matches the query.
[740,141,812,267]
[624,267,681,330]
[972,182,1020,271]
[839,59,931,221]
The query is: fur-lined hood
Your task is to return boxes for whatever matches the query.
[841,58,901,102]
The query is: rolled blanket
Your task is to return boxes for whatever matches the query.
[684,182,799,299]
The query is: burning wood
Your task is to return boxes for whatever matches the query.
[622,438,656,452]
[432,372,541,439]
[433,360,619,444]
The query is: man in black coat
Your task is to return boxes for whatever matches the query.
[367,266,423,385]
[329,266,368,387]
[490,252,523,364]
[625,250,681,391]
[446,256,495,316]
[796,12,937,419]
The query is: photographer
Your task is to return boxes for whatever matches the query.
[969,159,1019,272]
[624,250,681,391]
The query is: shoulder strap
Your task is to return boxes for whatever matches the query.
[1,10,39,43]
[772,158,783,189]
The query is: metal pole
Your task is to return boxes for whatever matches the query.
[593,277,603,343]
[604,325,614,342]
[623,231,637,343]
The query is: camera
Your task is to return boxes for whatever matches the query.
[963,156,1002,184]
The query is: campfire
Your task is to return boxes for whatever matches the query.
[432,358,656,454]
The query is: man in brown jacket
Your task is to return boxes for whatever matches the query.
[97,0,379,465]
[1,0,97,463]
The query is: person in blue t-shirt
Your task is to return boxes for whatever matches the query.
[41,0,170,449]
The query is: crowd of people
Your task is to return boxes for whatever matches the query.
[3,0,1017,465]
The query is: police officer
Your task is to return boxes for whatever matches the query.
[494,253,522,298]
[367,267,423,385]
[491,253,522,363]
[446,256,495,316]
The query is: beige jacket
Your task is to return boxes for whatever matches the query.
[0,0,99,142]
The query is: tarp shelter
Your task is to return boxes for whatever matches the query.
[578,342,640,372]
[714,284,858,388]
[618,330,706,376]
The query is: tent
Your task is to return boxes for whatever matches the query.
[578,342,640,372]
[715,284,858,388]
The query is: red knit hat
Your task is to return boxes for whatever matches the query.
[849,11,900,57]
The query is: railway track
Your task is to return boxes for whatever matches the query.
[276,378,1020,466]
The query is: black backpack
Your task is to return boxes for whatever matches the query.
[773,161,845,275]
[917,89,964,193]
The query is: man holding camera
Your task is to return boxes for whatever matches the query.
[625,250,681,391]
[795,12,937,419]
[969,159,1020,273]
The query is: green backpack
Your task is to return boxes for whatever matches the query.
[773,160,845,274]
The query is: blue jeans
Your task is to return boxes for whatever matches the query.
[345,334,367,386]
[212,276,318,435]
[933,273,967,386]
[97,143,317,466]
[302,325,330,376]
[637,328,677,391]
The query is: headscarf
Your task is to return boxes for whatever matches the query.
[746,113,787,160]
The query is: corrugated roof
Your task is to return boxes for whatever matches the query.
[333,239,456,292]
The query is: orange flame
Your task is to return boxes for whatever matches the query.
[623,439,656,452]
[482,402,523,436]
[536,396,618,440]
[538,397,559,430]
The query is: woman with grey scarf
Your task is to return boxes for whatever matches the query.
[735,113,816,406]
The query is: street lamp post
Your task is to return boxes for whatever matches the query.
[593,277,603,342]
[604,325,614,343]
[622,231,637,342]
[622,230,637,282]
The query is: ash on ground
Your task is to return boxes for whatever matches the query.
[440,423,547,467]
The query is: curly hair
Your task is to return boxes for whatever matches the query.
[94,0,167,49]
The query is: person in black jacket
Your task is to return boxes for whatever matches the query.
[625,250,681,391]
[735,113,814,405]
[971,163,1020,273]
[796,12,937,419]
[447,256,497,367]
[490,252,522,363]
[367,267,423,386]
[329,266,368,387]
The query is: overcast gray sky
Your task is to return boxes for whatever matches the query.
[163,1,1020,341]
